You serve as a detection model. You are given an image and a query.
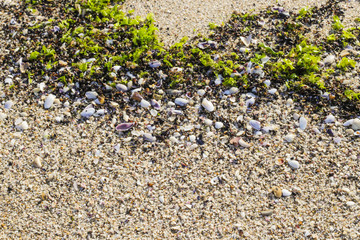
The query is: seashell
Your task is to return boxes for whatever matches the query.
[85,91,98,100]
[299,117,307,130]
[343,119,353,127]
[214,122,224,129]
[324,114,336,123]
[131,92,143,102]
[284,134,296,142]
[197,89,206,96]
[204,119,213,126]
[272,187,282,198]
[240,35,252,47]
[264,80,271,87]
[112,65,121,72]
[33,156,42,168]
[175,98,189,106]
[4,100,13,110]
[168,108,183,115]
[140,99,150,108]
[116,84,128,92]
[249,120,261,130]
[282,189,291,197]
[323,55,335,65]
[287,159,300,169]
[143,133,156,142]
[202,98,214,112]
[81,107,95,118]
[116,122,134,132]
[230,137,241,145]
[260,210,273,216]
[261,56,270,64]
[286,99,293,106]
[246,98,255,108]
[0,113,7,121]
[151,99,161,110]
[334,137,342,143]
[44,94,56,109]
[149,60,161,68]
[268,88,277,94]
[238,138,251,148]
[351,118,360,130]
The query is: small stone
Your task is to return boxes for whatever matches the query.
[4,100,13,109]
[85,91,98,100]
[346,201,356,207]
[351,118,360,130]
[143,133,156,142]
[268,88,277,94]
[323,55,335,65]
[284,134,296,142]
[197,89,206,96]
[286,99,293,106]
[282,189,291,197]
[214,122,224,129]
[204,119,213,126]
[325,114,336,123]
[249,120,261,130]
[33,156,42,168]
[159,196,164,203]
[59,60,68,66]
[245,98,255,108]
[116,84,128,92]
[293,113,300,120]
[44,94,56,109]
[260,210,273,216]
[346,129,354,135]
[175,98,189,106]
[287,160,300,169]
[299,117,307,130]
[0,113,7,120]
[140,99,150,108]
[81,107,95,118]
[272,187,282,198]
[202,98,215,112]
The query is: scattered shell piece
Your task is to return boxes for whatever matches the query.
[325,114,336,123]
[268,88,277,94]
[299,117,307,130]
[143,133,156,142]
[116,84,128,92]
[149,60,161,68]
[44,94,56,109]
[246,98,255,108]
[175,98,189,106]
[346,201,356,207]
[272,187,282,198]
[323,55,335,65]
[249,120,261,130]
[287,160,300,169]
[85,91,98,100]
[197,89,206,96]
[116,122,134,132]
[282,189,291,197]
[4,100,13,109]
[202,98,214,112]
[214,122,224,129]
[81,107,95,118]
[260,210,273,216]
[343,119,353,127]
[15,118,29,130]
[240,35,252,47]
[264,80,271,87]
[286,99,293,106]
[150,99,161,110]
[33,156,42,168]
[204,119,213,126]
[284,134,296,142]
[351,118,360,130]
[140,99,150,108]
[238,138,251,148]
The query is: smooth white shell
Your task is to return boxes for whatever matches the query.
[238,138,251,148]
[175,98,189,106]
[249,120,261,130]
[352,118,360,130]
[287,160,300,169]
[85,91,98,100]
[140,99,151,108]
[282,189,292,197]
[44,94,56,109]
[284,134,296,142]
[81,107,95,118]
[299,117,307,130]
[202,98,214,112]
[325,114,336,123]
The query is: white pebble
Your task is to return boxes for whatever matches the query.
[282,189,291,197]
[175,98,189,106]
[81,107,95,118]
[299,117,307,130]
[4,100,13,109]
[325,114,336,123]
[245,98,255,108]
[44,94,56,109]
[85,91,98,100]
[116,84,128,92]
[204,119,213,126]
[286,99,293,106]
[159,196,164,203]
[249,120,261,130]
[351,118,360,130]
[140,99,151,108]
[33,156,42,168]
[202,98,214,112]
[215,122,224,129]
[264,80,271,87]
[293,113,300,120]
[287,160,300,169]
[346,201,356,207]
[0,113,7,120]
[284,134,296,142]
[197,89,206,96]
[268,88,277,94]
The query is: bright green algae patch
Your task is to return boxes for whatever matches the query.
[15,0,360,110]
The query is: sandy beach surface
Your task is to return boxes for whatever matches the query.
[0,0,360,239]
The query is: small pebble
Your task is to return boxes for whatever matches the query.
[140,99,151,108]
[282,189,291,197]
[284,134,296,142]
[202,98,214,112]
[81,107,95,118]
[249,120,261,130]
[44,94,56,109]
[116,84,128,92]
[299,117,307,130]
[204,119,213,126]
[325,114,336,123]
[260,210,273,216]
[4,100,13,109]
[287,160,300,169]
[197,89,206,96]
[214,122,224,129]
[175,98,189,106]
[33,156,42,168]
[351,118,360,130]
[85,91,98,100]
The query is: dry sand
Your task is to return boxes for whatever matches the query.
[0,0,360,239]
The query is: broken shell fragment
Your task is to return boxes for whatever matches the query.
[116,122,134,132]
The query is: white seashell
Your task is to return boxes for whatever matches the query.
[159,196,164,203]
[202,98,214,112]
[224,87,239,95]
[334,137,342,143]
[149,60,161,68]
[238,138,251,148]
[261,56,270,64]
[143,133,156,142]
[268,88,277,94]
[351,118,360,130]
[346,201,356,207]
[197,89,206,96]
[210,176,219,185]
[249,120,261,130]
[81,107,95,118]
[282,189,291,197]
[15,118,29,130]
[33,156,42,168]
[246,98,255,108]
[85,91,98,100]
[94,109,106,116]
[325,114,336,123]
[343,119,353,127]
[175,98,189,106]
[264,80,271,87]
[0,113,7,121]
[286,99,293,106]
[284,134,296,142]
[140,99,150,108]
[112,65,121,72]
[240,35,252,47]
[182,125,194,131]
[299,117,307,130]
[323,55,335,65]
[4,100,13,109]
[287,160,300,169]
[214,122,224,129]
[204,119,213,126]
[5,77,13,85]
[44,94,56,109]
